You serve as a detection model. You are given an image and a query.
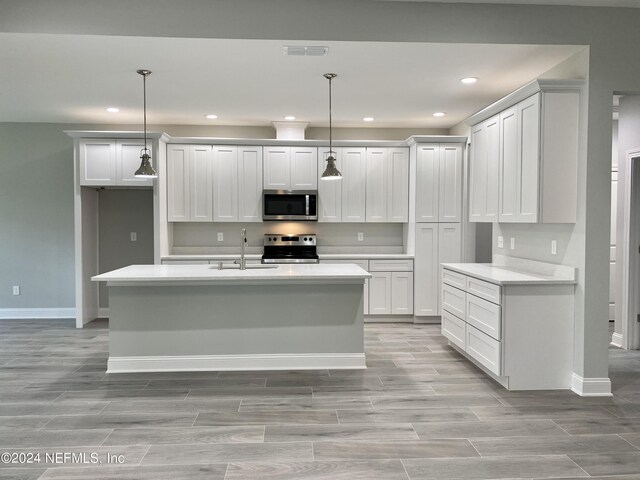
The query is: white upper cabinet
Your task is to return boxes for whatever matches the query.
[468,80,581,224]
[116,140,154,186]
[366,147,409,223]
[366,148,388,222]
[415,143,462,222]
[189,145,214,222]
[438,144,463,222]
[212,146,238,222]
[318,148,342,222]
[341,147,367,223]
[415,144,439,222]
[263,146,317,190]
[237,146,263,222]
[167,144,191,221]
[387,148,409,222]
[79,138,153,187]
[291,147,318,190]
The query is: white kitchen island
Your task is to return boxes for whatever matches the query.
[92,264,371,373]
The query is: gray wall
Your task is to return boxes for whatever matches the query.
[98,189,154,308]
[0,123,74,309]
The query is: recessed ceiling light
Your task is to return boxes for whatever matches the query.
[105,107,119,113]
[284,115,296,121]
[363,117,374,122]
[205,114,218,119]
[433,112,446,117]
[461,77,478,84]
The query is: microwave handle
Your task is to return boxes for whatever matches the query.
[305,195,310,216]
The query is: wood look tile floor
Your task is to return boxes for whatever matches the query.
[1,320,639,480]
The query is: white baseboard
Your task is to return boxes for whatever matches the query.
[365,315,414,323]
[0,308,75,319]
[611,332,624,348]
[97,308,109,319]
[571,373,612,397]
[107,353,366,373]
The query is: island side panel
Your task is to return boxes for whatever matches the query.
[106,282,365,371]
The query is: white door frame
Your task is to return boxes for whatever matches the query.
[621,149,640,350]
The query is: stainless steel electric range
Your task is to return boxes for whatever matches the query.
[261,234,319,264]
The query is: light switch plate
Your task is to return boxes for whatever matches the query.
[217,233,224,242]
[357,232,364,242]
[510,237,516,250]
[551,240,557,255]
[12,286,20,296]
[497,236,504,248]
[130,232,137,242]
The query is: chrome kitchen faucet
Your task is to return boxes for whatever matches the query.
[234,228,248,270]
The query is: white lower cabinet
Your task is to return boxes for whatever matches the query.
[369,272,392,315]
[440,266,575,390]
[391,272,413,315]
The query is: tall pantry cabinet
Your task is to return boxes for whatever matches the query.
[410,140,464,318]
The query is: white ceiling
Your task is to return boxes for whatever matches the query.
[377,0,640,6]
[0,33,582,128]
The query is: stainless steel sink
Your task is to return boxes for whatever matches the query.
[209,263,278,270]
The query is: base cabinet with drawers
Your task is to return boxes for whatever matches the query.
[440,266,575,390]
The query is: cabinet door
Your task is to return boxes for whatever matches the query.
[485,115,500,221]
[190,145,213,221]
[212,146,238,222]
[439,144,463,222]
[291,147,318,190]
[438,223,462,314]
[499,106,518,222]
[263,147,290,189]
[414,223,439,316]
[238,146,263,222]
[79,139,116,186]
[116,139,153,186]
[366,148,388,222]
[469,124,487,222]
[167,145,190,221]
[369,272,392,315]
[387,148,409,222]
[318,148,342,222]
[415,144,440,222]
[391,272,414,315]
[517,93,540,223]
[341,148,367,222]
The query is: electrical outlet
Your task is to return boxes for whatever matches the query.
[551,240,557,255]
[497,236,504,248]
[130,232,137,242]
[12,285,20,296]
[357,232,364,242]
[510,237,516,250]
[217,232,224,242]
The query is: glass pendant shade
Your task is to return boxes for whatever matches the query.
[135,148,157,178]
[321,154,342,180]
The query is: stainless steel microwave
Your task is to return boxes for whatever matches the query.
[263,190,318,221]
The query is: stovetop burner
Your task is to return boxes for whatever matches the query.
[261,234,319,264]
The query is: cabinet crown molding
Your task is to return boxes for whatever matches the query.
[465,78,584,127]
[65,130,169,141]
[406,135,468,146]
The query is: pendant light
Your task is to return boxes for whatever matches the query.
[321,73,342,181]
[134,69,158,178]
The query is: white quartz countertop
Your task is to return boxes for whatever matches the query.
[92,263,371,284]
[161,253,413,261]
[441,262,577,285]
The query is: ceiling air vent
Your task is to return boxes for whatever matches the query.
[284,46,329,56]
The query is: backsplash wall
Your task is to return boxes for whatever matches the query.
[171,222,404,254]
[493,223,576,265]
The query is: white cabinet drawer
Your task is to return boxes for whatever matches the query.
[322,259,369,271]
[466,294,502,341]
[466,276,501,304]
[442,309,466,350]
[369,259,413,272]
[442,269,466,289]
[466,324,502,376]
[442,283,466,319]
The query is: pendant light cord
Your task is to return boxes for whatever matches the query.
[143,72,148,151]
[328,75,332,153]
